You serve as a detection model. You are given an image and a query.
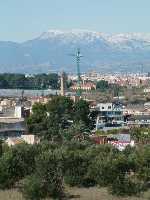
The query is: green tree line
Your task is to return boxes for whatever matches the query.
[96,80,123,96]
[0,73,59,89]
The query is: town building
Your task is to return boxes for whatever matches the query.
[71,82,96,91]
[6,134,39,146]
[96,103,125,131]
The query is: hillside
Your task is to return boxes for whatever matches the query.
[1,30,150,73]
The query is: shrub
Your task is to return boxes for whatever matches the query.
[22,175,45,200]
[63,149,91,187]
[110,175,144,196]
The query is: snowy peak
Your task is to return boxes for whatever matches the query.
[1,29,150,73]
[107,33,150,44]
[38,29,150,45]
[38,29,108,41]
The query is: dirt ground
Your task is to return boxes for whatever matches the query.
[0,187,149,200]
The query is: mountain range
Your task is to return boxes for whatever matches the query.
[1,29,150,73]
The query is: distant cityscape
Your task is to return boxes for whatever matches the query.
[0,69,150,149]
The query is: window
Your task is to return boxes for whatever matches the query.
[115,111,121,115]
[108,106,111,109]
[102,107,104,110]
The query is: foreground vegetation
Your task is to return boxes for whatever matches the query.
[0,96,150,200]
[0,140,150,199]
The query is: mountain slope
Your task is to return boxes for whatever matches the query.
[1,30,150,73]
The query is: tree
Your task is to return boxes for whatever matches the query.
[46,96,73,126]
[0,144,38,189]
[110,83,120,97]
[22,175,45,200]
[22,150,64,200]
[96,80,109,91]
[27,96,94,140]
[110,175,143,196]
[27,103,47,137]
[131,145,150,184]
[47,73,60,89]
[0,73,60,89]
[63,149,90,187]
[45,96,74,140]
[63,121,90,141]
[86,145,118,187]
[0,151,14,189]
[130,128,150,144]
[74,99,90,127]
[0,139,3,156]
[109,152,145,196]
[27,96,77,140]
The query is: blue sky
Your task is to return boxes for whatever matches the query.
[1,0,150,42]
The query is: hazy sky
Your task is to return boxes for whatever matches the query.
[1,0,150,42]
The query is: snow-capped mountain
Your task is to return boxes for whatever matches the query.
[39,30,150,48]
[1,29,150,73]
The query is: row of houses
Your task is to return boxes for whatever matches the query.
[68,72,150,87]
[1,95,150,150]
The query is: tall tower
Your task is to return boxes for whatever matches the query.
[71,48,83,96]
[60,71,65,96]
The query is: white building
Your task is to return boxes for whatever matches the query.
[96,103,125,131]
[6,134,39,146]
[14,106,24,118]
[6,137,24,146]
[21,134,39,145]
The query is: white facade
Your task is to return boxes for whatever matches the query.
[144,88,150,93]
[21,135,39,145]
[6,135,39,146]
[6,137,24,146]
[1,99,12,107]
[14,106,24,118]
[97,103,113,111]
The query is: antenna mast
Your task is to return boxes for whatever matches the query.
[71,48,83,96]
